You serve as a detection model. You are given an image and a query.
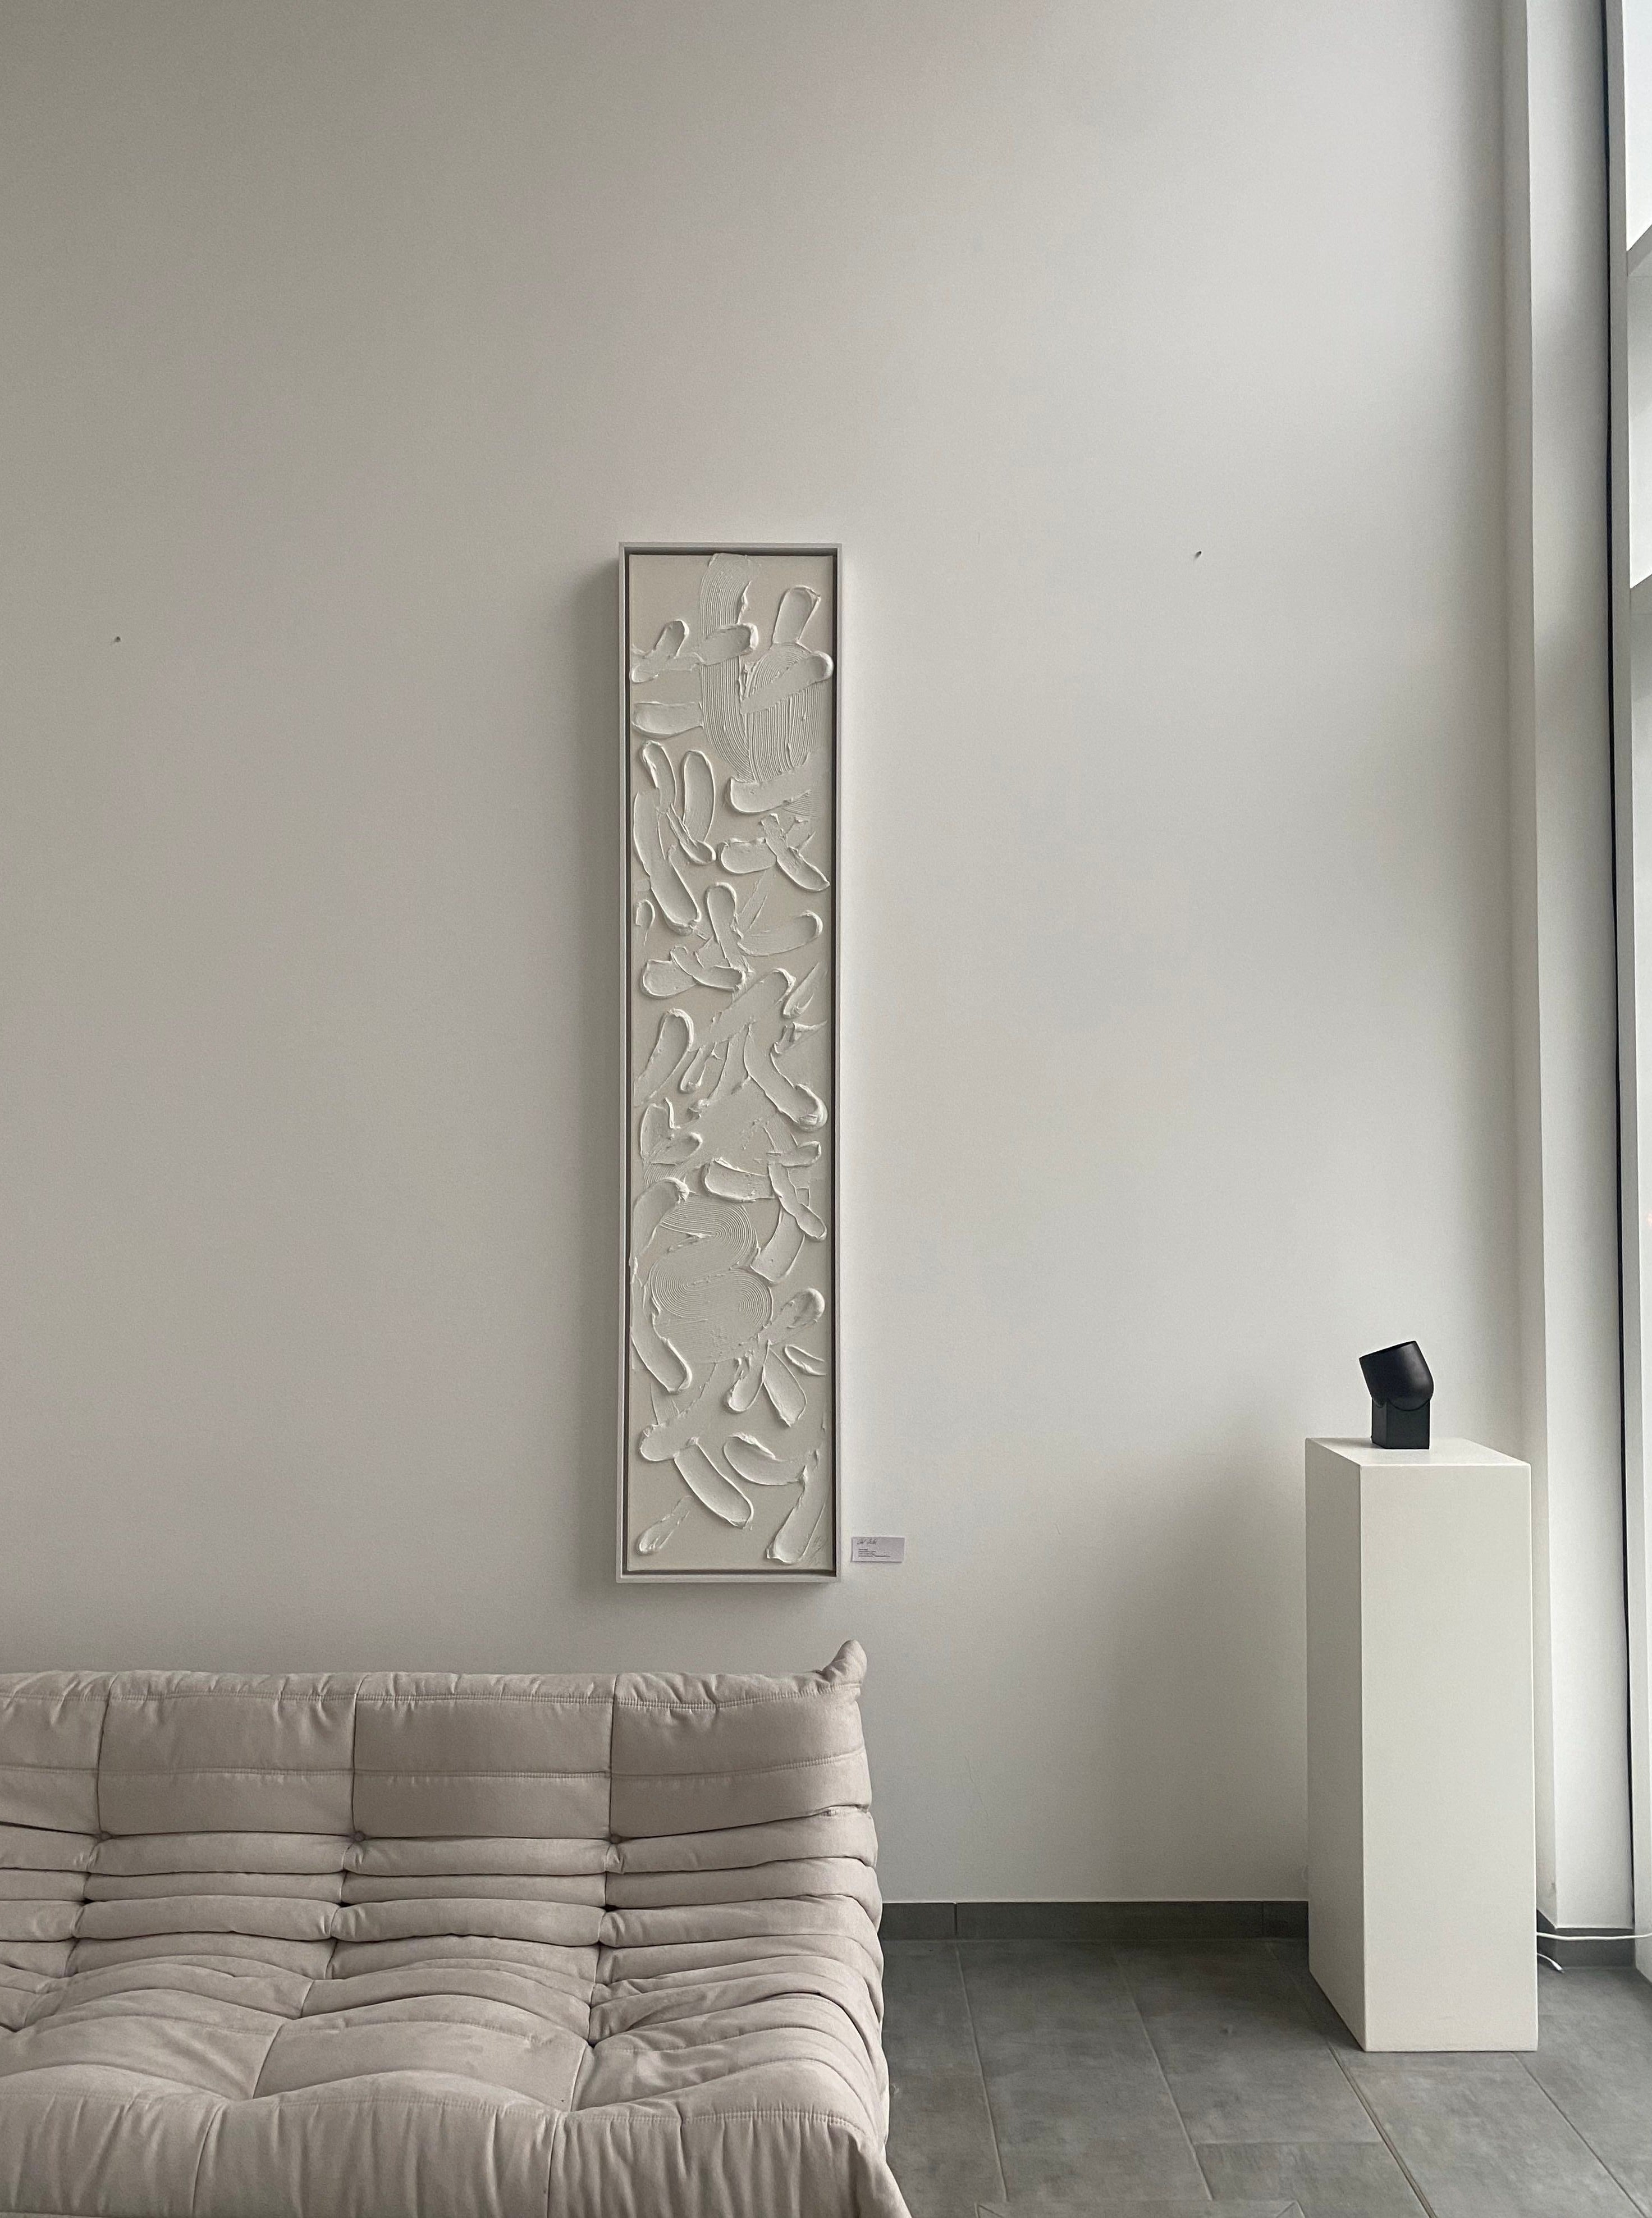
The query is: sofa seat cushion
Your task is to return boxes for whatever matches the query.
[580,1978,886,2130]
[553,2101,900,2218]
[280,1964,593,2132]
[191,2081,564,2218]
[255,2005,588,2107]
[0,1997,280,2101]
[0,1959,307,2215]
[0,2067,564,2218]
[0,2074,223,2218]
[0,1946,582,2218]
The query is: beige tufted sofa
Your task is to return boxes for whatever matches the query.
[0,1641,905,2218]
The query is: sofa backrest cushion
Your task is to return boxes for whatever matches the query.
[610,1643,872,1837]
[352,1673,615,1839]
[0,1675,107,1835]
[97,1673,359,1836]
[0,1644,875,1979]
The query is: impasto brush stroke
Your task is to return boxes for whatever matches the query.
[621,550,836,1576]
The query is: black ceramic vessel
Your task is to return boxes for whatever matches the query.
[1359,1340,1434,1449]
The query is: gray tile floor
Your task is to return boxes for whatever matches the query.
[883,1937,1652,2218]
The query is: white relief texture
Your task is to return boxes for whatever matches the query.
[622,550,835,1575]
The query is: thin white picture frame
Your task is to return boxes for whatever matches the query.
[616,544,841,1583]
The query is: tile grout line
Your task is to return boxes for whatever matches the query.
[1514,2045,1651,2215]
[1323,2043,1440,2218]
[1275,1942,1649,2218]
[1261,1943,1441,2218]
[952,1939,1009,2212]
[1259,1934,1436,2209]
[1109,1942,1215,2202]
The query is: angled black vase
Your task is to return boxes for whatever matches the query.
[1360,1341,1433,1449]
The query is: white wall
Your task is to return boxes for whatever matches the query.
[0,0,1519,1901]
[1624,0,1652,245]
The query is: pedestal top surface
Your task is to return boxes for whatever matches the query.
[1308,1435,1526,1470]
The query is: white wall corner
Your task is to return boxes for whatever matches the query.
[1504,0,1634,1931]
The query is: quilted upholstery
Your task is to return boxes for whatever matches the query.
[0,1643,904,2218]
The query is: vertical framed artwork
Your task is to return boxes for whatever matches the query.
[618,546,839,1580]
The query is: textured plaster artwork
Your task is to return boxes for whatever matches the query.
[621,550,836,1576]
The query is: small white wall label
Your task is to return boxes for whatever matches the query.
[850,1535,904,1565]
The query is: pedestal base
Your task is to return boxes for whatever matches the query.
[1306,1437,1537,2051]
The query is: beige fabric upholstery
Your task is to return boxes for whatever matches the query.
[0,1643,904,2218]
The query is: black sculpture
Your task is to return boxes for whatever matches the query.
[1360,1341,1434,1449]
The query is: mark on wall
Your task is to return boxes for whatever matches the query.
[620,548,837,1578]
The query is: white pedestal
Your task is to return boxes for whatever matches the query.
[1306,1437,1537,2051]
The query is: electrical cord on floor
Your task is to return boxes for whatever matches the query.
[1534,1926,1651,1973]
[1534,1927,1652,1938]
